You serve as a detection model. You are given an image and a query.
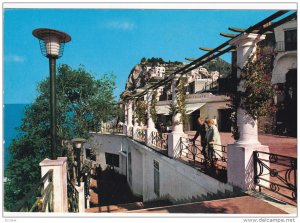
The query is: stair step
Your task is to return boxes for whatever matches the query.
[86,200,172,213]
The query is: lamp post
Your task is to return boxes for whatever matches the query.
[33,28,71,160]
[71,138,86,186]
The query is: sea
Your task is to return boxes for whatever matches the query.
[4,104,28,169]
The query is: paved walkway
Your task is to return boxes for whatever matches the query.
[128,196,289,214]
[220,132,297,157]
[186,132,297,157]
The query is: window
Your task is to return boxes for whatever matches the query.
[86,148,96,161]
[128,152,132,185]
[105,153,119,168]
[154,160,160,196]
[285,29,297,51]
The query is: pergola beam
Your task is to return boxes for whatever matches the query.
[127,10,290,100]
[228,27,273,34]
[185,57,196,61]
[220,32,237,38]
[199,47,236,52]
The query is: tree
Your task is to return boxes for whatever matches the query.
[4,64,118,211]
[203,57,231,77]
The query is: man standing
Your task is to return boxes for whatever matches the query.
[191,116,208,165]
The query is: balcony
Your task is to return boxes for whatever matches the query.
[276,41,297,52]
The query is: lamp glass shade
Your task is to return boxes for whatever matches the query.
[75,142,82,149]
[71,137,86,149]
[44,36,61,57]
[33,28,71,58]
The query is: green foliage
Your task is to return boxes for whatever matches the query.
[168,79,187,125]
[203,57,231,77]
[117,105,125,123]
[150,90,158,123]
[4,64,118,211]
[229,47,274,139]
[135,99,147,125]
[239,52,274,119]
[140,57,165,66]
[228,95,240,140]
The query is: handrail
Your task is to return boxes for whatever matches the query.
[30,182,54,212]
[67,177,79,212]
[254,151,297,203]
[135,128,146,142]
[176,137,228,182]
[102,125,123,134]
[13,169,54,212]
[149,131,168,152]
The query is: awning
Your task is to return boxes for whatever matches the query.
[155,103,205,115]
[186,103,206,114]
[156,105,170,115]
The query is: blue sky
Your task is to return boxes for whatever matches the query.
[4,9,279,104]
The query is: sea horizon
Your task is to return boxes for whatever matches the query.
[4,103,29,169]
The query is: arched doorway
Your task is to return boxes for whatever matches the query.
[285,69,297,137]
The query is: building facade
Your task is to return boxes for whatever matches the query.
[272,19,297,136]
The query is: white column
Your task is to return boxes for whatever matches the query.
[126,100,133,136]
[156,86,164,100]
[168,78,188,158]
[146,90,157,145]
[232,33,266,146]
[75,182,85,212]
[123,101,128,134]
[39,157,68,212]
[133,100,139,140]
[228,33,269,190]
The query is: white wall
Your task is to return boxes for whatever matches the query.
[88,133,128,174]
[274,19,297,42]
[130,140,233,203]
[90,134,234,204]
[128,146,143,196]
[200,101,230,121]
[272,52,297,84]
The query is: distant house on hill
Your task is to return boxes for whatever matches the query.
[121,58,232,132]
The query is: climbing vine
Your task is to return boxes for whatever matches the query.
[168,78,187,125]
[135,99,147,126]
[230,46,275,139]
[228,94,240,140]
[150,90,158,123]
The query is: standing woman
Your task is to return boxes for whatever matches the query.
[205,119,221,166]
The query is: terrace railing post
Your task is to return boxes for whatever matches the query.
[75,182,85,212]
[132,100,139,140]
[123,101,128,134]
[39,157,68,212]
[168,78,188,158]
[227,33,270,191]
[146,90,157,146]
[126,100,133,136]
[253,151,258,185]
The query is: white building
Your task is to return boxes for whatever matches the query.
[272,18,297,136]
[146,66,166,78]
[272,19,297,85]
[87,133,233,203]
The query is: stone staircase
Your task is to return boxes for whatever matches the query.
[126,196,291,214]
[85,200,172,213]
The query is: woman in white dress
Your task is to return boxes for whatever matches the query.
[205,119,221,165]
